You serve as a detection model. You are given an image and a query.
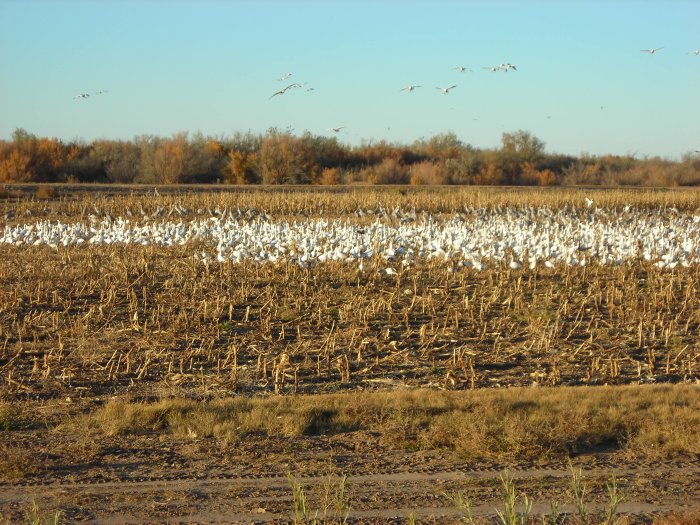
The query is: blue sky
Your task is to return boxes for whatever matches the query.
[1,0,698,158]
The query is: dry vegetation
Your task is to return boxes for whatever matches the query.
[1,187,699,523]
[79,385,700,460]
[2,128,699,186]
[1,185,699,225]
[1,242,699,399]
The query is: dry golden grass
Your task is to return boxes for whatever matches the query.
[79,384,700,460]
[1,186,699,224]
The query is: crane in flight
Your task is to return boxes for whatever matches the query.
[640,47,664,54]
[400,85,422,92]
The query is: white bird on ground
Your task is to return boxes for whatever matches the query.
[641,47,664,54]
[400,85,422,92]
[509,259,522,270]
[453,66,472,73]
[436,85,457,94]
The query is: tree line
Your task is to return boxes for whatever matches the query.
[1,128,698,186]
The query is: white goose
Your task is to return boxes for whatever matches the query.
[436,85,457,94]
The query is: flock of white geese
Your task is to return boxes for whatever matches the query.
[2,204,699,271]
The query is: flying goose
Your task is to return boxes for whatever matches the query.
[269,83,302,99]
[436,85,457,94]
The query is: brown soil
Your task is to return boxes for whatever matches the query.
[2,424,699,524]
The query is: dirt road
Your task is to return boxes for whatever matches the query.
[2,450,699,523]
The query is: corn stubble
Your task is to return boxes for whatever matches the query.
[1,240,699,399]
[1,189,700,524]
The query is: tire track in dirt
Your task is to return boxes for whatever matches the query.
[2,460,699,523]
[3,457,699,492]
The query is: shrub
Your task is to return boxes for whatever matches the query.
[409,160,449,185]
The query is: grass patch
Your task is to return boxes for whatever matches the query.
[0,404,34,431]
[34,186,57,200]
[80,384,700,460]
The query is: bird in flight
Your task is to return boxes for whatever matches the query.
[277,72,293,81]
[95,90,108,95]
[499,63,517,72]
[73,93,90,100]
[688,49,700,56]
[269,83,302,99]
[482,66,502,73]
[436,85,457,94]
[329,126,346,133]
[641,47,664,54]
[400,85,422,92]
[453,66,472,73]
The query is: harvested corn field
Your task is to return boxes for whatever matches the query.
[1,186,699,523]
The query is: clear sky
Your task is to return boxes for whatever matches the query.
[1,0,698,158]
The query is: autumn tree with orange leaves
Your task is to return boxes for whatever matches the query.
[1,127,698,187]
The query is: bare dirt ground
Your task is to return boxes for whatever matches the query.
[2,425,700,524]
